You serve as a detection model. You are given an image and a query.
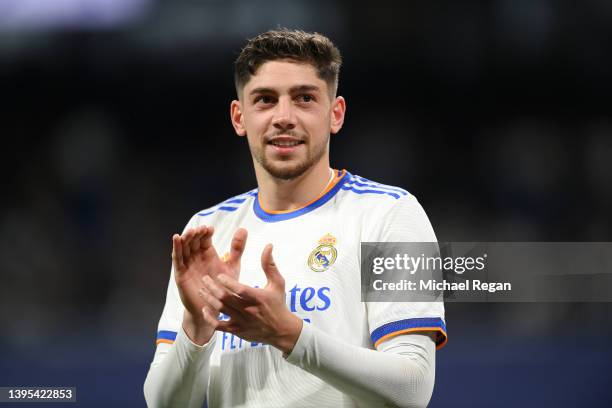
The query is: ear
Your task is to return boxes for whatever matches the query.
[230,100,247,137]
[330,96,346,134]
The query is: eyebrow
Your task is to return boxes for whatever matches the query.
[249,84,321,97]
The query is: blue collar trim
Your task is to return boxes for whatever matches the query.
[253,171,351,223]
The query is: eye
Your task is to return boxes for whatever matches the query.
[255,95,275,105]
[298,94,314,103]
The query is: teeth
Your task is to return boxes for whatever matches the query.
[272,141,299,147]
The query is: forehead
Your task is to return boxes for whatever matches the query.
[244,60,328,93]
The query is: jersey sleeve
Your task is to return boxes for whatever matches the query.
[364,194,448,350]
[144,214,217,408]
[153,214,200,349]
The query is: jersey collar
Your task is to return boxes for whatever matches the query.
[253,169,350,223]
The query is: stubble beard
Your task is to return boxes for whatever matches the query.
[251,132,329,181]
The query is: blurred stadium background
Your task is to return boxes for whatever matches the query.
[1,0,611,406]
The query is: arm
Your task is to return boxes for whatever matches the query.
[144,326,216,408]
[201,244,438,408]
[286,326,435,408]
[199,196,445,406]
[144,225,248,407]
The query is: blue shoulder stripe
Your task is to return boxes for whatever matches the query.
[349,175,409,195]
[197,189,257,217]
[341,185,402,199]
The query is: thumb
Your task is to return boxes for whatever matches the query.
[261,244,284,290]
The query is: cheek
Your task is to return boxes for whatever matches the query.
[244,112,270,134]
[307,111,332,132]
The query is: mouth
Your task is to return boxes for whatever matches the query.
[267,136,305,147]
[266,136,305,154]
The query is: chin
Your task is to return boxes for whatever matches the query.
[263,160,312,181]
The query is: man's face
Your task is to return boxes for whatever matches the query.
[231,60,345,180]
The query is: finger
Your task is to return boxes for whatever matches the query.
[202,276,249,317]
[181,228,196,259]
[172,234,185,272]
[216,274,258,305]
[201,302,215,317]
[199,225,215,250]
[213,320,240,334]
[201,307,220,329]
[189,226,207,255]
[261,244,284,290]
[198,285,224,312]
[226,228,248,273]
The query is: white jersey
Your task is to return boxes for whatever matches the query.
[152,169,447,407]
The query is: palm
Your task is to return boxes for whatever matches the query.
[172,226,246,317]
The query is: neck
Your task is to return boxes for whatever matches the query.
[255,160,333,212]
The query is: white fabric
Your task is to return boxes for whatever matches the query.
[145,327,435,408]
[145,327,215,408]
[144,170,445,407]
[286,326,436,408]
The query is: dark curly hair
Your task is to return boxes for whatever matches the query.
[234,28,342,98]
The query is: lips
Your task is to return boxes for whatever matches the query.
[266,136,305,155]
[270,140,301,147]
[267,136,305,147]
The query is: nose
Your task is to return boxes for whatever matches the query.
[271,97,297,130]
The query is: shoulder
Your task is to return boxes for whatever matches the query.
[339,171,418,214]
[339,171,435,241]
[186,188,258,228]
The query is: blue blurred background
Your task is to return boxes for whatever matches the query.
[1,0,611,406]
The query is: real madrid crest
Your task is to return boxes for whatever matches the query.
[308,233,338,272]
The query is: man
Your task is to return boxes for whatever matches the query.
[144,29,446,408]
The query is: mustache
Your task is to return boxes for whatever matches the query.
[264,130,306,142]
